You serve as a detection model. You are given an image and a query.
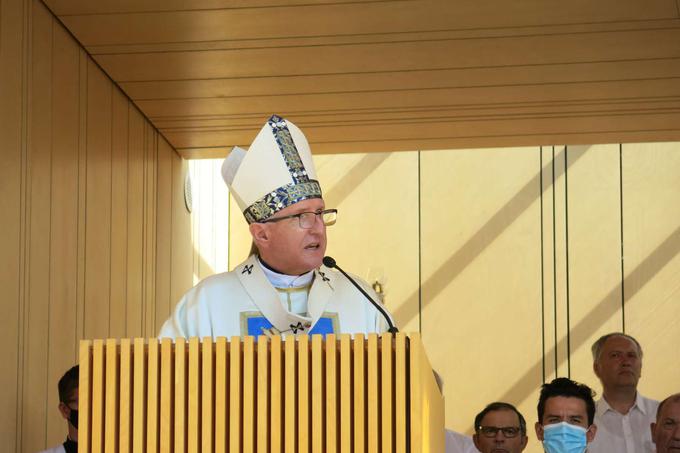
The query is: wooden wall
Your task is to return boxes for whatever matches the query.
[0,0,193,451]
[225,143,680,453]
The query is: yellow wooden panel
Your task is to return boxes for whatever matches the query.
[109,89,129,338]
[243,336,256,453]
[132,339,147,453]
[23,4,53,451]
[311,335,324,453]
[565,144,625,387]
[159,339,174,452]
[0,0,24,447]
[622,142,680,400]
[155,138,173,333]
[84,59,112,339]
[79,341,93,453]
[339,335,351,453]
[420,147,544,443]
[105,339,119,453]
[367,334,379,453]
[46,22,81,447]
[353,334,366,453]
[174,337,187,453]
[284,336,297,453]
[215,337,228,453]
[76,48,87,348]
[229,336,242,453]
[256,337,270,453]
[541,146,558,381]
[126,107,145,338]
[119,339,132,453]
[380,334,393,453]
[325,334,337,453]
[91,340,105,453]
[270,336,283,453]
[297,335,310,453]
[395,334,407,453]
[188,337,200,453]
[146,340,160,453]
[201,338,214,452]
[144,126,157,336]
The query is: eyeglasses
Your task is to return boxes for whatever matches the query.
[477,426,522,438]
[262,209,337,229]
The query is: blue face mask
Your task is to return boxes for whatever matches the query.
[542,422,588,453]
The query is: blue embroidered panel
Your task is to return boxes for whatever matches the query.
[245,316,335,338]
[308,317,334,336]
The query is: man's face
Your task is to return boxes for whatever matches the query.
[252,198,327,275]
[593,335,642,391]
[535,396,596,443]
[651,398,680,453]
[58,388,79,426]
[473,409,528,453]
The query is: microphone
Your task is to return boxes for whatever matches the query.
[322,256,398,334]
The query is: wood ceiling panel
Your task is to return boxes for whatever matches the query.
[119,58,680,100]
[94,28,680,82]
[56,1,678,47]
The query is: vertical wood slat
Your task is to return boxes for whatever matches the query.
[159,339,174,452]
[229,336,241,453]
[297,335,310,453]
[270,336,283,453]
[325,335,337,453]
[243,336,256,453]
[340,335,352,453]
[353,334,366,453]
[119,339,132,453]
[91,340,105,453]
[174,338,187,453]
[257,337,269,453]
[202,338,214,452]
[284,335,297,453]
[188,337,200,453]
[132,338,146,453]
[380,334,393,453]
[215,337,228,453]
[311,335,324,453]
[367,334,379,453]
[79,340,92,453]
[395,334,407,453]
[146,340,160,453]
[104,339,119,453]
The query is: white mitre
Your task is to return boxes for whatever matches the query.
[221,115,322,223]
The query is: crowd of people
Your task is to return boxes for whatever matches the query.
[446,332,679,453]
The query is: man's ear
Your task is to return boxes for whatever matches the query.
[593,360,601,379]
[249,223,270,247]
[58,402,70,421]
[586,424,597,443]
[520,434,529,451]
[472,433,481,451]
[535,422,544,441]
[650,422,657,444]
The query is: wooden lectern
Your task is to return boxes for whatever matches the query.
[78,333,444,452]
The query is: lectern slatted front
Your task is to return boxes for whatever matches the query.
[79,333,444,453]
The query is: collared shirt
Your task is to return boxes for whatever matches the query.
[588,393,658,453]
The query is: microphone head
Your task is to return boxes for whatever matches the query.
[322,256,336,268]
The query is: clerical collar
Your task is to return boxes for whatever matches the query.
[257,257,314,288]
[63,436,77,453]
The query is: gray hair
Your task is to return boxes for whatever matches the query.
[591,332,643,362]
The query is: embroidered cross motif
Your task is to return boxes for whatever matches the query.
[289,322,305,334]
[242,264,254,275]
[318,270,330,282]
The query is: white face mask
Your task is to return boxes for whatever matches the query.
[542,422,588,453]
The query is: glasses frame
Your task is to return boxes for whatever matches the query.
[261,208,337,229]
[476,425,522,438]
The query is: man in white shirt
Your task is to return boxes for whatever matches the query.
[159,115,393,339]
[587,332,658,453]
[446,429,478,453]
[652,393,680,453]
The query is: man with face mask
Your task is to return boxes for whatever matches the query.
[651,393,680,453]
[39,365,78,453]
[159,115,393,339]
[535,377,598,453]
